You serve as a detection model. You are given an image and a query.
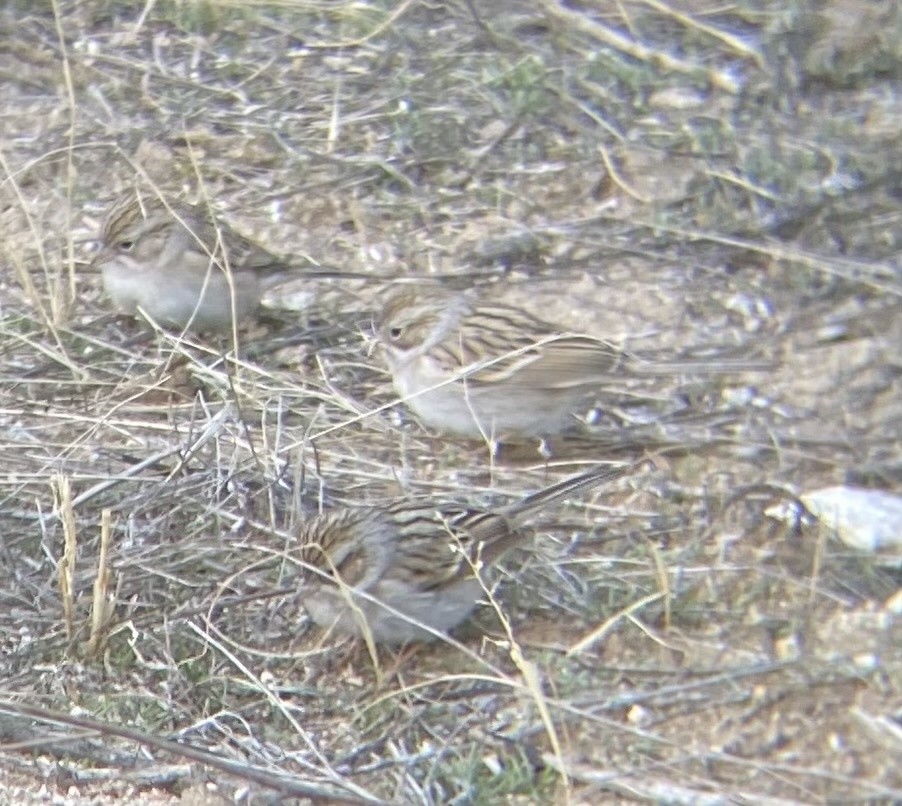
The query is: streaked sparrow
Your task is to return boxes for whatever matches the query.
[94,191,313,332]
[376,284,766,439]
[296,464,625,643]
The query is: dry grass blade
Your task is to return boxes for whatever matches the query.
[542,754,811,805]
[52,473,77,644]
[541,0,740,92]
[85,509,115,658]
[637,0,765,67]
[566,591,666,656]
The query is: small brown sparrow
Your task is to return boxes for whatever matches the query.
[93,191,319,332]
[295,464,625,643]
[376,284,767,439]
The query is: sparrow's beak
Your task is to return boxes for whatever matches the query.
[87,244,111,271]
[362,324,381,358]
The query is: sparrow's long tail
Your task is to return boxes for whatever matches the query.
[460,462,635,569]
[504,462,632,521]
[630,352,774,375]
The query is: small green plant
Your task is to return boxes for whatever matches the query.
[439,744,558,804]
[485,54,552,118]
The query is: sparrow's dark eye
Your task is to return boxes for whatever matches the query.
[389,327,403,340]
[116,240,135,252]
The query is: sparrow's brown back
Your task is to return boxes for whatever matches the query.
[297,463,628,596]
[99,191,288,277]
[379,284,769,388]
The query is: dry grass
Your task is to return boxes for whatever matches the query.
[0,0,900,803]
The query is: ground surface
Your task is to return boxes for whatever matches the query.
[0,1,900,804]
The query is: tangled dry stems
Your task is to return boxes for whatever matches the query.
[0,0,900,803]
